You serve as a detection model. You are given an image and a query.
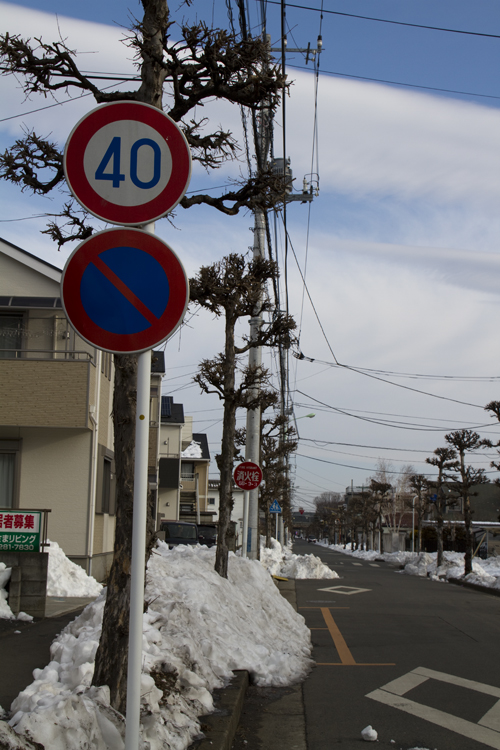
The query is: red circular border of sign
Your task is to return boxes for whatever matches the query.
[64,102,191,225]
[233,461,263,490]
[61,228,189,354]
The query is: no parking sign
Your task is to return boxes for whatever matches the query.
[61,228,189,353]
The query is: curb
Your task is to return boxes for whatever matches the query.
[191,670,249,750]
[448,577,500,597]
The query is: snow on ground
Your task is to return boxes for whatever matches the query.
[316,539,500,589]
[46,541,103,598]
[0,563,13,618]
[0,541,102,620]
[4,543,312,750]
[260,538,339,579]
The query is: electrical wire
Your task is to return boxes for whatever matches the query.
[287,63,500,102]
[265,1,500,40]
[296,389,495,431]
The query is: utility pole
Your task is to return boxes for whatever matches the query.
[244,26,322,559]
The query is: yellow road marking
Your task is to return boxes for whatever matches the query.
[303,606,395,667]
[321,607,357,665]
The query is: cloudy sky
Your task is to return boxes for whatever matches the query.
[2,0,500,508]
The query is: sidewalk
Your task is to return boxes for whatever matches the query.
[0,586,305,750]
[0,597,96,712]
[193,578,307,750]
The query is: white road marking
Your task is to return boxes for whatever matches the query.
[352,562,363,566]
[367,667,500,749]
[318,585,371,595]
[369,563,380,567]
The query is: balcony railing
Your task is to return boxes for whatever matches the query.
[0,349,93,361]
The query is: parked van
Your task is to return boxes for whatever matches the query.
[160,521,198,549]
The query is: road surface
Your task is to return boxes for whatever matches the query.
[294,540,500,750]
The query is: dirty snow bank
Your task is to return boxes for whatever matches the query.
[260,539,339,579]
[6,543,312,750]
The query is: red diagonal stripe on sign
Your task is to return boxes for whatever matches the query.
[92,255,159,326]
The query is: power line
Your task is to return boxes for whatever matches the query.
[296,389,494,431]
[288,63,500,102]
[266,1,500,40]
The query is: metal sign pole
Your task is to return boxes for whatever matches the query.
[124,347,151,750]
[242,490,249,558]
[124,221,154,750]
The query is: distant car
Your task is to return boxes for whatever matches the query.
[307,535,317,543]
[160,521,198,549]
[198,524,217,547]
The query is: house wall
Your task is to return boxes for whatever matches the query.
[181,417,193,445]
[0,359,91,427]
[157,488,179,521]
[0,253,60,295]
[0,426,93,557]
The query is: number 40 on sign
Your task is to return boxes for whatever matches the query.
[64,101,192,226]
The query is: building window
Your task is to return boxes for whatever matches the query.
[102,459,111,514]
[101,351,112,380]
[208,497,215,506]
[0,314,24,359]
[181,461,195,480]
[0,453,15,508]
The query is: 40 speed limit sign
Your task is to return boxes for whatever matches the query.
[64,101,191,225]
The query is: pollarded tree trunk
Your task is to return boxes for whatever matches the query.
[436,511,444,568]
[464,495,473,575]
[92,354,137,714]
[215,320,237,579]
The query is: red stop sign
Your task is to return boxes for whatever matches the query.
[233,461,263,490]
[299,508,304,515]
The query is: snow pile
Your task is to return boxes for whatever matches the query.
[323,542,416,567]
[402,550,500,588]
[47,541,103,598]
[260,539,339,579]
[6,543,312,750]
[361,725,378,742]
[0,564,33,622]
[0,563,14,619]
[180,441,202,459]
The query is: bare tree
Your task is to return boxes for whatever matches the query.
[425,447,458,567]
[0,2,286,713]
[409,474,432,553]
[444,429,489,575]
[189,254,295,577]
[260,413,298,547]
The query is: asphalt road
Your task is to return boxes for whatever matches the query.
[293,540,500,750]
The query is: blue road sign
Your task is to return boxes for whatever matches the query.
[269,500,282,513]
[61,228,189,354]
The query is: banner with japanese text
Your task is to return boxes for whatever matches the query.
[0,511,42,552]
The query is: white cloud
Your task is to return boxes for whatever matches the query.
[287,72,500,208]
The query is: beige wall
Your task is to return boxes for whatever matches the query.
[0,360,91,427]
[0,252,60,296]
[181,416,193,446]
[159,423,182,457]
[11,427,93,557]
[158,488,179,521]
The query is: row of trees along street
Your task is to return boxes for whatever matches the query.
[0,0,296,714]
[308,409,500,579]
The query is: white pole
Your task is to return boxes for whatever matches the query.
[124,349,151,750]
[242,490,249,558]
[124,219,155,750]
[412,496,416,553]
[275,512,278,541]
